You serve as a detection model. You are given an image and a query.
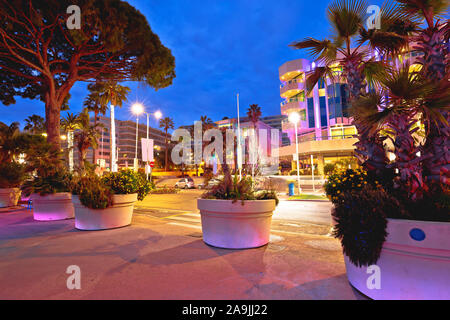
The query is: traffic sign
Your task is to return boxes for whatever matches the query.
[150,161,154,168]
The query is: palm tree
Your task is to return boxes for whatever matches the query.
[84,82,109,165]
[159,117,174,171]
[61,112,81,172]
[246,104,262,176]
[74,110,101,172]
[246,104,261,128]
[24,115,45,135]
[97,81,130,172]
[0,122,21,163]
[395,0,450,185]
[352,62,449,199]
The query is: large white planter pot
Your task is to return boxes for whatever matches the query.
[197,199,276,249]
[73,194,137,231]
[344,218,450,300]
[32,193,74,221]
[0,188,21,208]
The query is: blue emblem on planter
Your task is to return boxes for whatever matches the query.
[409,228,426,241]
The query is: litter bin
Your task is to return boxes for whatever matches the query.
[288,182,295,196]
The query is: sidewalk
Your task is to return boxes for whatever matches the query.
[0,207,364,300]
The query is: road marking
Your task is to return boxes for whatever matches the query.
[166,216,200,223]
[167,222,202,229]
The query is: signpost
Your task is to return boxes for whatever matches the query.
[141,138,154,180]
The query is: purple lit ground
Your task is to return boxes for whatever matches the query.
[0,193,365,300]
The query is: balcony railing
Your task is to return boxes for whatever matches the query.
[280,77,304,88]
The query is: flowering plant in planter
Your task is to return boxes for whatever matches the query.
[71,169,153,209]
[70,170,153,230]
[201,173,279,205]
[198,168,279,249]
[295,0,450,299]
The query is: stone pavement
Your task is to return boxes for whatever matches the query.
[0,207,365,300]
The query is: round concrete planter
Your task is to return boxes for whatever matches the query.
[32,193,74,221]
[344,218,450,300]
[0,188,22,208]
[73,193,137,231]
[197,198,276,249]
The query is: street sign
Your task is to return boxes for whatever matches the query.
[141,138,154,162]
[150,161,154,168]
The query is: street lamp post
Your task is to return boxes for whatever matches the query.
[289,112,302,195]
[132,103,162,178]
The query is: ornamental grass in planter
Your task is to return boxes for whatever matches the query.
[71,169,153,230]
[0,161,26,208]
[22,143,74,221]
[198,169,279,249]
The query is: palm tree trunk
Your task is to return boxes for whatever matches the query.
[93,110,98,165]
[68,130,74,172]
[164,130,169,171]
[110,105,116,172]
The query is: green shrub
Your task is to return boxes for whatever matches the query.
[324,168,375,203]
[323,163,336,175]
[0,162,26,188]
[102,169,152,201]
[332,186,401,267]
[72,174,113,210]
[151,186,180,194]
[22,168,71,196]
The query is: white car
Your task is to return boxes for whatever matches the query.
[175,177,195,189]
[197,178,221,189]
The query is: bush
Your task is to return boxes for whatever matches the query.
[324,168,376,203]
[102,169,153,201]
[151,186,180,194]
[323,163,335,175]
[332,186,401,267]
[22,167,71,196]
[0,162,26,188]
[71,174,113,210]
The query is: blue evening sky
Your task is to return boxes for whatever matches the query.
[0,0,383,129]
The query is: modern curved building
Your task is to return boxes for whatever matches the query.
[278,58,358,175]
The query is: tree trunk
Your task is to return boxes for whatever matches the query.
[68,130,74,172]
[93,110,98,165]
[164,130,169,171]
[45,98,61,148]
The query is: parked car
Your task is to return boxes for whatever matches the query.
[197,178,221,190]
[175,177,195,189]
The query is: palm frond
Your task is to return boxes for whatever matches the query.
[328,0,368,39]
[290,37,338,64]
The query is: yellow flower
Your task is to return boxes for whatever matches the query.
[332,184,336,187]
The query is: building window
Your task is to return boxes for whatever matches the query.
[319,96,327,127]
[307,98,315,128]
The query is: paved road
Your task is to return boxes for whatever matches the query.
[134,190,334,238]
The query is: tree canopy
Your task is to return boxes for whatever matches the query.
[0,0,176,145]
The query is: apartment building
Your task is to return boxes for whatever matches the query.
[277,46,426,175]
[74,115,166,170]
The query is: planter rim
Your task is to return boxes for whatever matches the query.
[387,217,450,225]
[197,198,276,204]
[72,193,137,210]
[31,192,72,200]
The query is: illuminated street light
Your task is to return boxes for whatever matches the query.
[289,112,302,195]
[131,102,163,179]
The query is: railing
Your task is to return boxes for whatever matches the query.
[281,96,305,106]
[280,77,304,88]
[297,134,356,142]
